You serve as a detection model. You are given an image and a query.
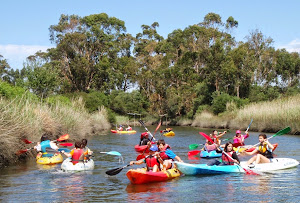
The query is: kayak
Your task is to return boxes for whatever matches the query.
[200,149,222,158]
[61,158,95,171]
[174,162,244,175]
[234,143,278,153]
[111,129,137,134]
[163,131,175,137]
[134,145,149,153]
[36,153,63,165]
[240,158,299,172]
[126,168,181,184]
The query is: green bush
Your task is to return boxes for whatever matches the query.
[0,81,38,100]
[45,95,72,106]
[85,91,109,113]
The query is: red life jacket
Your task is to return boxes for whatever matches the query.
[159,151,169,160]
[145,155,160,171]
[72,148,84,164]
[222,151,234,165]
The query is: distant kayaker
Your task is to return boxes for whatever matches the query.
[81,139,93,160]
[156,139,183,171]
[34,133,59,158]
[130,145,162,172]
[242,133,274,166]
[233,130,249,146]
[62,141,84,165]
[117,125,123,131]
[139,132,151,146]
[126,125,132,131]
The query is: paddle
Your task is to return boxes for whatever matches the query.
[100,151,122,156]
[16,148,34,155]
[59,143,73,147]
[46,148,71,153]
[105,164,131,176]
[189,137,233,150]
[139,120,156,140]
[200,132,259,175]
[188,150,202,156]
[22,134,70,144]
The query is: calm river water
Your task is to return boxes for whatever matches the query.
[0,126,299,202]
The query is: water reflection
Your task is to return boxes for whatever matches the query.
[126,182,169,202]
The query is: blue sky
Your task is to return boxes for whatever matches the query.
[1,0,300,70]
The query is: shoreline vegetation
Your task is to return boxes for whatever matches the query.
[1,94,299,168]
[0,95,110,168]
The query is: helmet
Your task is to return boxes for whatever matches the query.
[149,145,158,152]
[140,132,148,139]
[236,130,241,134]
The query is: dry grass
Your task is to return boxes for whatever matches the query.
[192,94,300,134]
[0,95,110,167]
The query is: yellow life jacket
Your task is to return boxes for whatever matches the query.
[258,143,267,153]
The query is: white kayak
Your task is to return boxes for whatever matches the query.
[240,158,299,172]
[61,158,95,171]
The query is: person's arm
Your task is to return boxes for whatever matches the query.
[130,158,145,165]
[174,156,184,162]
[265,140,274,150]
[216,131,227,139]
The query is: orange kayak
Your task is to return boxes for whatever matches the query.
[126,168,181,184]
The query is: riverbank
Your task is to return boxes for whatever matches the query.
[0,96,111,167]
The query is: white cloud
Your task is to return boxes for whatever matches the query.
[278,39,300,53]
[0,44,53,69]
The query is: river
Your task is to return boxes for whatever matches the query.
[0,126,299,202]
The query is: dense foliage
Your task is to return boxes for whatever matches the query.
[1,12,299,120]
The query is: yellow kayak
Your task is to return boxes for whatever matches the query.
[111,129,137,134]
[36,153,63,165]
[163,131,175,137]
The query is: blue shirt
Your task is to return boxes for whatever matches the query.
[165,149,177,159]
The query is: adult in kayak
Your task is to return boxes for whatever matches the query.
[62,141,84,164]
[242,133,274,165]
[117,125,123,131]
[156,139,184,171]
[126,125,132,131]
[208,142,240,166]
[34,133,59,158]
[130,145,162,172]
[233,130,249,146]
[81,139,93,160]
[139,132,151,146]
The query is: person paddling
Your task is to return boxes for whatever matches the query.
[210,130,227,146]
[126,125,132,131]
[233,130,249,146]
[130,145,162,172]
[242,134,274,166]
[117,125,123,131]
[156,139,183,171]
[139,132,151,146]
[34,133,59,158]
[81,139,93,160]
[62,141,84,165]
[207,142,239,166]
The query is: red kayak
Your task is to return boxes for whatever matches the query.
[134,145,149,153]
[126,168,181,184]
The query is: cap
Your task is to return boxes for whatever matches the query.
[149,145,158,152]
[236,130,241,134]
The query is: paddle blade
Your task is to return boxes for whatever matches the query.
[57,134,69,141]
[23,139,32,144]
[59,143,73,147]
[106,151,122,156]
[136,154,145,161]
[243,168,260,175]
[199,132,214,143]
[273,126,291,137]
[16,149,29,155]
[189,144,200,150]
[58,148,71,153]
[188,150,201,156]
[106,164,130,176]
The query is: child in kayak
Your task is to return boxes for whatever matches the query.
[156,139,184,170]
[233,130,249,146]
[207,142,239,166]
[117,125,123,131]
[62,141,84,165]
[242,133,274,165]
[81,139,93,160]
[34,133,59,158]
[130,145,162,172]
[139,132,151,146]
[210,130,227,146]
[126,125,132,131]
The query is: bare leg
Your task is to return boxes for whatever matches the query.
[247,155,257,165]
[152,164,159,172]
[255,154,271,164]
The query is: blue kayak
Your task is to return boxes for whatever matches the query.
[200,150,222,158]
[174,162,245,175]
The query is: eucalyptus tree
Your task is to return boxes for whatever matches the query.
[49,13,134,92]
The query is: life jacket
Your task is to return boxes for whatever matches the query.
[213,135,219,144]
[145,155,160,171]
[127,127,132,131]
[222,151,235,165]
[258,143,273,158]
[118,127,123,131]
[159,151,169,160]
[233,136,244,145]
[205,144,217,152]
[72,148,84,164]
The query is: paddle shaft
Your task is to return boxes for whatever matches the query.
[246,119,253,132]
[139,120,156,140]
